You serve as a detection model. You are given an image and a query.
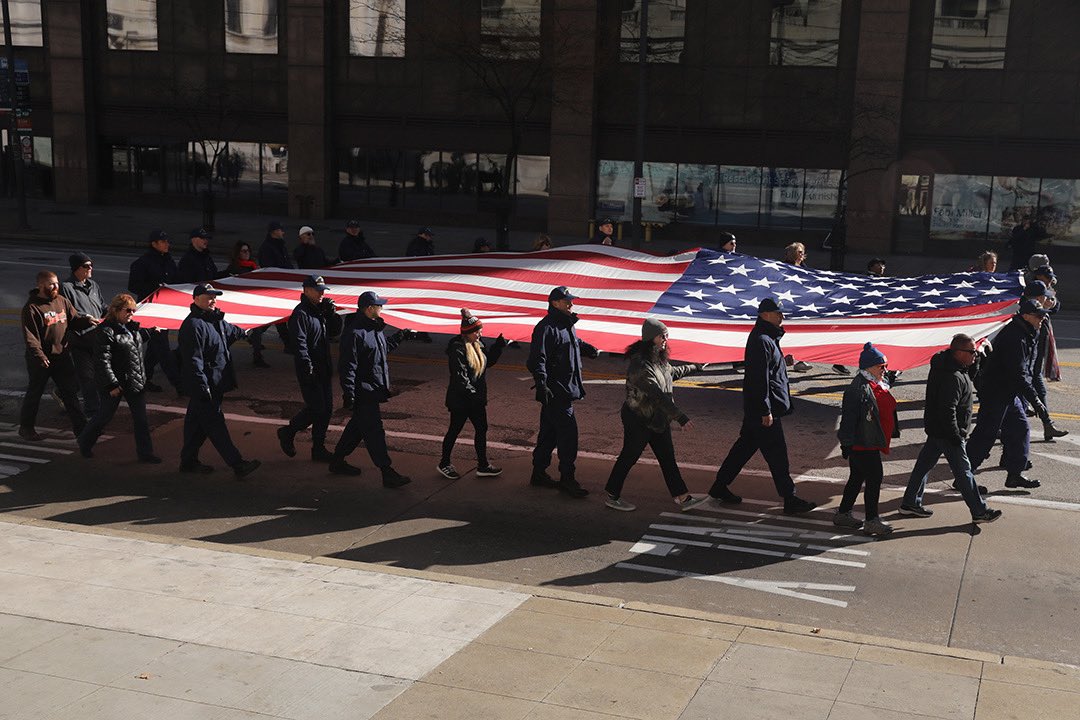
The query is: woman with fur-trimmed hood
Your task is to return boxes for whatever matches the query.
[438,309,508,480]
[603,318,708,512]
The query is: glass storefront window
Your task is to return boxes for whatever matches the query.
[596,159,633,221]
[802,169,844,228]
[897,174,931,217]
[0,0,43,46]
[106,0,158,51]
[620,0,685,63]
[770,0,842,67]
[480,0,541,59]
[224,0,278,54]
[761,168,805,228]
[930,0,1011,69]
[641,161,679,223]
[988,176,1039,241]
[1038,178,1080,246]
[350,0,406,57]
[675,164,719,225]
[929,174,992,241]
[716,165,763,227]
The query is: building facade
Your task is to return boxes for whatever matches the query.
[3,0,1079,256]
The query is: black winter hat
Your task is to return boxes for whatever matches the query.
[68,252,92,271]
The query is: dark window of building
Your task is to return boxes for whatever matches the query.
[480,0,541,60]
[0,0,43,46]
[106,0,158,51]
[770,0,842,67]
[619,0,685,63]
[350,0,406,56]
[224,0,279,54]
[930,0,1011,69]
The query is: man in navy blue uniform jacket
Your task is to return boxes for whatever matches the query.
[707,298,817,514]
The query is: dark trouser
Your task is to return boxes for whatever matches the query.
[145,330,180,387]
[286,377,334,446]
[333,401,392,469]
[441,404,489,466]
[838,450,883,519]
[709,416,796,498]
[532,400,578,479]
[903,437,988,517]
[1032,362,1048,409]
[70,346,101,417]
[20,354,85,434]
[605,405,688,499]
[180,392,243,468]
[274,323,293,353]
[248,327,266,357]
[79,389,153,458]
[966,394,1029,474]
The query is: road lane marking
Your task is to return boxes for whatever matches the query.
[0,453,50,464]
[657,512,876,543]
[648,523,870,556]
[0,442,72,455]
[636,534,867,567]
[615,562,856,608]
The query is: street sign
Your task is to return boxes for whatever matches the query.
[633,177,646,198]
[0,58,30,110]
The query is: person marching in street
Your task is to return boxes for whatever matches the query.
[277,275,343,463]
[406,227,435,256]
[177,228,221,284]
[834,343,900,536]
[526,286,601,499]
[1023,276,1068,441]
[338,219,375,262]
[965,298,1048,490]
[707,298,817,515]
[437,309,508,480]
[329,291,413,487]
[294,226,330,269]
[225,240,271,369]
[592,217,616,246]
[718,232,737,253]
[603,319,709,512]
[900,334,1002,524]
[177,284,261,479]
[781,242,848,374]
[129,230,181,393]
[19,270,99,440]
[972,250,997,273]
[60,252,107,418]
[77,293,160,464]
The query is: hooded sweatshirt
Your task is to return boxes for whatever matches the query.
[22,290,94,363]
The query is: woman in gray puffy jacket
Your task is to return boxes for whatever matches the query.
[603,318,708,512]
[77,293,159,463]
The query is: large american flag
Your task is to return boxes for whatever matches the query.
[134,246,1023,370]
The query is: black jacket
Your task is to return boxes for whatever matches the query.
[293,243,330,269]
[287,295,343,381]
[591,230,614,245]
[94,319,148,394]
[177,246,221,284]
[527,308,596,403]
[838,372,900,449]
[406,235,434,256]
[340,314,404,404]
[259,235,294,269]
[977,314,1040,407]
[178,304,246,397]
[128,249,178,301]
[922,349,974,444]
[338,233,375,262]
[742,318,792,419]
[445,334,507,410]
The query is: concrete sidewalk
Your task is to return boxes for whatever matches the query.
[2,517,1078,720]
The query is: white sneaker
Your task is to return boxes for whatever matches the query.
[605,496,636,512]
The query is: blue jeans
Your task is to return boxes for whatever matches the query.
[79,389,154,459]
[903,437,988,517]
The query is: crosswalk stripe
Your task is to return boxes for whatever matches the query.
[0,453,50,464]
[637,534,867,568]
[0,442,72,455]
[648,523,870,556]
[658,512,876,544]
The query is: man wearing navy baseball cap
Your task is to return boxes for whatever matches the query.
[707,297,817,515]
[330,290,414,487]
[177,283,260,479]
[525,286,601,498]
[277,275,343,463]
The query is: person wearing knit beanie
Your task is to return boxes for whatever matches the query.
[835,342,899,536]
[438,309,508,480]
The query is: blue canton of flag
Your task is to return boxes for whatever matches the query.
[648,249,1024,322]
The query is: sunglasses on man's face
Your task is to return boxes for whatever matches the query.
[81,263,93,269]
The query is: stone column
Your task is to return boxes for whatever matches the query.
[44,0,92,203]
[286,0,330,219]
[844,0,912,254]
[547,0,598,238]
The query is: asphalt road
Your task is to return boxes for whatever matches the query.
[2,244,1079,666]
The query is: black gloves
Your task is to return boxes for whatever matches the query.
[532,377,554,404]
[200,386,213,402]
[493,333,508,349]
[581,344,600,359]
[840,446,851,460]
[389,328,415,345]
[342,395,354,411]
[1033,400,1049,422]
[319,297,336,315]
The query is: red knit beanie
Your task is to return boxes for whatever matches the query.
[460,308,483,333]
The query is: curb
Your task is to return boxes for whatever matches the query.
[5,512,1076,675]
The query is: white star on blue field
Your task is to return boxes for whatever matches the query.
[650,250,1023,321]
